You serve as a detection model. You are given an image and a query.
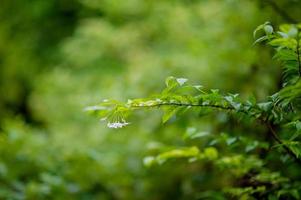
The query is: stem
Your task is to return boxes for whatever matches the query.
[265,0,297,23]
[130,102,252,115]
[297,33,301,77]
[266,122,301,164]
[131,102,234,110]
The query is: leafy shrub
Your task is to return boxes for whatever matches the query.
[89,23,301,199]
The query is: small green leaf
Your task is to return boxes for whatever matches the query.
[257,102,273,112]
[183,127,209,140]
[226,137,237,146]
[157,146,200,163]
[224,95,241,110]
[165,76,176,87]
[204,147,218,160]
[253,35,269,46]
[162,106,181,123]
[295,121,301,131]
[164,76,180,93]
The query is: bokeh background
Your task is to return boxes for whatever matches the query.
[0,0,301,199]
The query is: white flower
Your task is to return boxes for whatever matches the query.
[176,78,188,86]
[107,122,130,129]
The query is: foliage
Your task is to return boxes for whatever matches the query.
[1,0,301,199]
[89,23,301,199]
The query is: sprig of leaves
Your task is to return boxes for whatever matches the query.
[254,22,301,86]
[86,76,282,129]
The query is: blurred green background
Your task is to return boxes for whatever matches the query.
[0,0,301,199]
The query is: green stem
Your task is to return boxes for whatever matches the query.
[266,122,301,164]
[297,33,301,77]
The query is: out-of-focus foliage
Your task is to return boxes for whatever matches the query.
[1,0,301,199]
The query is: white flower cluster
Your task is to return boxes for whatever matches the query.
[107,121,130,129]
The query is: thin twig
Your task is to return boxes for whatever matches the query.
[130,102,250,115]
[266,122,301,164]
[265,0,297,23]
[296,33,301,77]
[131,102,234,110]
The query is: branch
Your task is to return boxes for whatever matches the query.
[130,102,251,115]
[265,0,297,23]
[131,102,235,110]
[131,101,301,163]
[266,122,301,164]
[297,34,301,77]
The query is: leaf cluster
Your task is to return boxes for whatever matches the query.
[88,23,301,199]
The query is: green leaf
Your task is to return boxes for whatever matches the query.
[204,147,218,160]
[257,102,273,112]
[295,121,301,131]
[273,49,297,61]
[162,106,181,123]
[183,127,209,140]
[226,137,237,146]
[157,146,200,163]
[224,95,241,110]
[269,38,297,49]
[277,31,288,38]
[163,76,178,93]
[253,22,270,38]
